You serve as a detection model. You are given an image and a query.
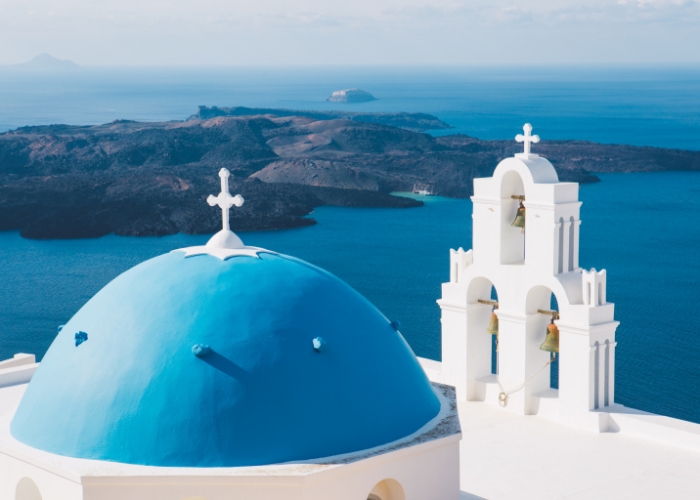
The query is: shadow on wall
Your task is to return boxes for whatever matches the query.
[16,478,42,500]
[461,491,488,500]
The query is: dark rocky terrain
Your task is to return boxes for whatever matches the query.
[1,109,698,239]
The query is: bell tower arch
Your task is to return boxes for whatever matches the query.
[438,124,619,430]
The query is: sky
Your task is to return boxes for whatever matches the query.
[0,0,699,66]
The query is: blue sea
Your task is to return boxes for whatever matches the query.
[0,66,699,421]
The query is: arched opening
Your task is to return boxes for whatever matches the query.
[368,479,406,500]
[500,170,525,265]
[16,478,41,500]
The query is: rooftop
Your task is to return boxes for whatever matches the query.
[415,357,700,500]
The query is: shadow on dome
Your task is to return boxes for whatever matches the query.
[202,350,251,382]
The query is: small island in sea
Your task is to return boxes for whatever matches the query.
[327,88,377,103]
[0,106,698,240]
[11,53,80,70]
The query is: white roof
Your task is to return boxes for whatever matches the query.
[418,357,700,500]
[458,399,700,500]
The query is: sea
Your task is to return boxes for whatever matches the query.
[0,66,699,422]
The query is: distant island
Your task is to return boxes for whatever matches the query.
[327,88,377,103]
[189,106,446,132]
[14,53,80,70]
[0,107,698,239]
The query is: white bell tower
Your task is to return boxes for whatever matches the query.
[438,124,619,430]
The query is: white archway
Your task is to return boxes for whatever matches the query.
[16,478,41,500]
[368,479,406,500]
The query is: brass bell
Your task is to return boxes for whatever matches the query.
[511,202,526,231]
[486,311,499,335]
[539,319,559,353]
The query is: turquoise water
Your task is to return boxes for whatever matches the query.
[1,171,699,421]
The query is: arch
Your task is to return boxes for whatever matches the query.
[368,479,406,500]
[16,478,41,500]
[524,280,570,317]
[525,285,558,315]
[466,276,500,305]
[492,156,559,189]
[500,169,525,199]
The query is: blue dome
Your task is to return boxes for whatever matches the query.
[11,250,440,467]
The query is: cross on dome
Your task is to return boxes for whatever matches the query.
[174,168,275,258]
[515,123,540,156]
[207,168,244,232]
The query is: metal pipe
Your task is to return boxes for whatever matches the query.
[537,309,560,319]
[511,195,525,200]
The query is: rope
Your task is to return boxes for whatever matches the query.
[497,353,556,407]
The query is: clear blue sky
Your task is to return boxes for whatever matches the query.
[1,0,698,66]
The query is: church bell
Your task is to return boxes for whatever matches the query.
[486,310,499,336]
[511,201,526,231]
[539,319,560,353]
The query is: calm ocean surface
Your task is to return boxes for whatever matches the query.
[0,67,699,421]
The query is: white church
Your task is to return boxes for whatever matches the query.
[2,125,700,500]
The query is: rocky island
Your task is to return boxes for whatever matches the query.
[11,53,80,70]
[327,89,377,103]
[0,108,698,239]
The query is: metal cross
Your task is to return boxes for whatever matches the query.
[207,168,244,231]
[516,123,540,155]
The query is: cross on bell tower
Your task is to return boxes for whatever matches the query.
[515,123,540,157]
